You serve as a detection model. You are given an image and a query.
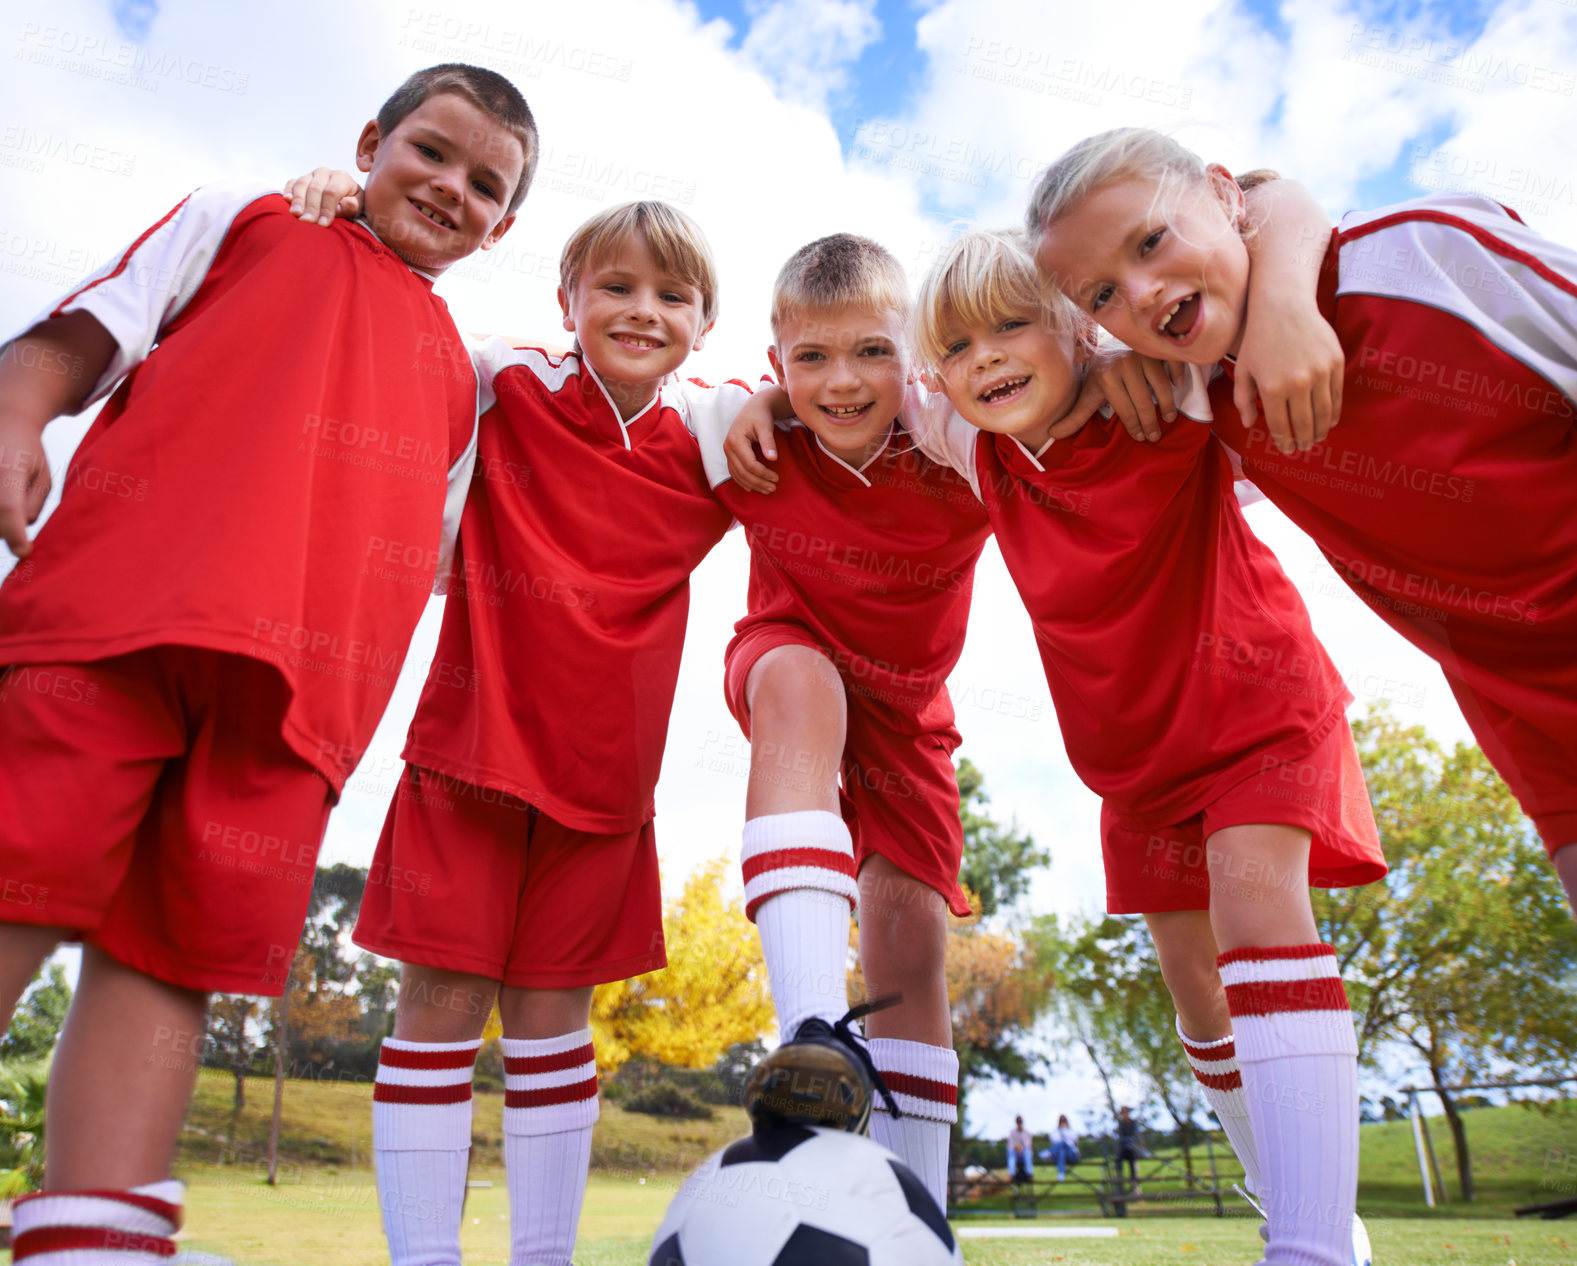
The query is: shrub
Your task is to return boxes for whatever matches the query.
[623,1084,714,1120]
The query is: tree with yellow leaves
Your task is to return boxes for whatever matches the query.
[590,858,775,1077]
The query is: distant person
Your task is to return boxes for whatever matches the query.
[1115,1106,1147,1191]
[1006,1115,1034,1184]
[1046,1113,1080,1181]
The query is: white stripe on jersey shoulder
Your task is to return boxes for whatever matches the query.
[677,375,769,489]
[30,178,281,411]
[902,383,983,500]
[1336,192,1577,402]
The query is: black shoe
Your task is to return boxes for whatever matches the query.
[742,997,904,1133]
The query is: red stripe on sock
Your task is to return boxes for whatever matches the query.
[744,890,856,922]
[505,1075,599,1110]
[378,1044,479,1071]
[1192,1068,1243,1092]
[373,1080,474,1105]
[1216,943,1336,968]
[12,1226,177,1258]
[881,1071,959,1106]
[12,1190,182,1227]
[503,1043,594,1076]
[1181,1037,1235,1062]
[1225,976,1350,1017]
[741,847,858,884]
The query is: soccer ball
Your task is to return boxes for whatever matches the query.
[1352,1212,1373,1266]
[649,1124,963,1265]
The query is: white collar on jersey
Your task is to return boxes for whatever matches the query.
[351,216,442,283]
[802,418,895,486]
[579,355,661,450]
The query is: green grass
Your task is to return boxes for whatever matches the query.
[141,1074,1577,1264]
[165,1167,1577,1265]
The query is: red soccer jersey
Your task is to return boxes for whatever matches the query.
[1206,193,1577,831]
[401,348,742,833]
[0,183,477,792]
[706,418,991,736]
[927,405,1352,829]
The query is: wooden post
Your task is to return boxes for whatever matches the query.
[267,978,291,1186]
[1408,1091,1434,1208]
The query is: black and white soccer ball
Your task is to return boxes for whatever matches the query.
[649,1125,963,1265]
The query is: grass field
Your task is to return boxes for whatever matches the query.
[55,1071,1570,1264]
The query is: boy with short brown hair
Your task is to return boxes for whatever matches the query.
[0,63,533,1258]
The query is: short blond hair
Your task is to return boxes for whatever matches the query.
[771,234,909,335]
[913,229,1081,372]
[560,201,719,327]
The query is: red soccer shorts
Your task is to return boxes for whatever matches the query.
[0,648,332,994]
[353,765,666,988]
[1101,717,1386,914]
[724,622,972,917]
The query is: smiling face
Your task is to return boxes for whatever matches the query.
[768,306,910,466]
[558,229,712,418]
[1035,170,1250,365]
[934,305,1083,441]
[356,90,524,274]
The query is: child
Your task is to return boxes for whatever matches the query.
[1006,1115,1034,1184]
[908,227,1384,1263]
[340,200,759,1266]
[696,234,994,1209]
[1030,128,1577,916]
[1047,1114,1079,1182]
[0,63,533,1258]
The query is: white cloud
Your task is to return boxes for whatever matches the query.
[738,0,882,112]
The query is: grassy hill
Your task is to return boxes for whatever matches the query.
[182,1069,1574,1218]
[182,1067,748,1178]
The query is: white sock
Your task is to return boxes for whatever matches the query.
[867,1037,958,1212]
[1176,1015,1262,1196]
[1220,944,1359,1266]
[502,1029,599,1266]
[372,1036,480,1266]
[11,1181,184,1262]
[742,810,858,1036]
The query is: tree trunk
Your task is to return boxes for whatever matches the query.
[1081,1036,1119,1120]
[1433,1074,1475,1202]
[267,985,291,1185]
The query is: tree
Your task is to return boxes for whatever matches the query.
[1032,912,1204,1172]
[591,859,775,1076]
[0,963,72,1061]
[0,1060,48,1196]
[946,923,1056,1093]
[956,758,1052,920]
[1314,705,1577,1202]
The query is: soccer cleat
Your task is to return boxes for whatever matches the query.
[743,997,903,1133]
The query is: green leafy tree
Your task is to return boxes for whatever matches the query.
[956,758,1052,919]
[1315,705,1577,1202]
[1,963,72,1062]
[0,1059,48,1196]
[1030,913,1204,1173]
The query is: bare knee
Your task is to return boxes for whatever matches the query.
[1145,910,1228,1040]
[745,645,846,814]
[392,965,498,1042]
[499,986,594,1040]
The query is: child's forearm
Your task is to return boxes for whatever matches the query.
[1242,179,1330,307]
[0,312,118,427]
[0,312,118,556]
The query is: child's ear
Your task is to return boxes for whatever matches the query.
[354,119,381,175]
[1204,163,1247,228]
[691,318,716,353]
[481,213,516,252]
[558,285,575,334]
[918,367,942,394]
[766,344,786,388]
